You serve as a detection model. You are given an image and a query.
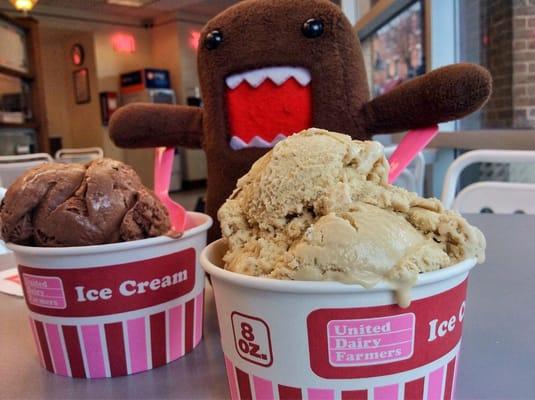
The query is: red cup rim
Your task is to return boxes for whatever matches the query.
[6,212,212,256]
[201,239,478,294]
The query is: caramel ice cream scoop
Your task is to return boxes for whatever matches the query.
[0,158,171,247]
[218,129,485,305]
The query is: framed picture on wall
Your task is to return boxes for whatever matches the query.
[357,0,426,98]
[73,68,90,104]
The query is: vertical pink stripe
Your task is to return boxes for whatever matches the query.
[224,356,240,400]
[81,325,107,378]
[374,384,398,400]
[194,292,204,346]
[168,305,183,360]
[127,317,148,374]
[28,318,45,366]
[45,323,68,376]
[452,356,459,398]
[308,388,335,400]
[253,375,274,399]
[427,366,445,400]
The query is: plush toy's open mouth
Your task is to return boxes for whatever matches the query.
[225,66,312,150]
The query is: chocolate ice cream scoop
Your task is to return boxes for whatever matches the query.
[0,158,171,247]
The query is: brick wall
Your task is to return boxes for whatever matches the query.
[459,0,535,129]
[483,0,514,128]
[512,0,535,128]
[459,0,487,129]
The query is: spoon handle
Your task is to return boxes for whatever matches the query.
[154,147,174,195]
[154,147,188,233]
[388,125,439,184]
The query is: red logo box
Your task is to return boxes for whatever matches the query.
[231,311,273,367]
[19,248,196,317]
[307,280,468,379]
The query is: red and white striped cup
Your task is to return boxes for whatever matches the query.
[201,239,478,400]
[8,211,212,378]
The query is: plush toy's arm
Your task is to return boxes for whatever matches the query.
[360,63,492,135]
[109,103,204,149]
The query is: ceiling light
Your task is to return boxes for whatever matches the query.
[106,0,152,7]
[9,0,38,14]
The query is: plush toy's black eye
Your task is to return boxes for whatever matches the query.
[302,18,324,38]
[204,30,223,50]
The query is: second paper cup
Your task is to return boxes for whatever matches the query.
[202,239,477,400]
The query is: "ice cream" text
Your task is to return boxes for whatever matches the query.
[427,301,465,342]
[74,269,188,302]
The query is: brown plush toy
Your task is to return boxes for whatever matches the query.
[109,0,492,241]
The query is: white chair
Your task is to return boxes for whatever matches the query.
[442,150,535,214]
[0,153,53,188]
[55,147,103,164]
[384,146,425,195]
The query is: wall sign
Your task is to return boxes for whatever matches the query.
[111,33,136,53]
[188,30,201,51]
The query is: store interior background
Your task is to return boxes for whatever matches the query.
[0,0,534,206]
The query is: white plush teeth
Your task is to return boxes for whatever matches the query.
[225,75,243,90]
[291,68,312,86]
[225,66,311,89]
[243,69,266,88]
[263,67,292,86]
[230,134,288,150]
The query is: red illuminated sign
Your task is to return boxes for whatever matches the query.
[111,33,136,53]
[189,30,201,51]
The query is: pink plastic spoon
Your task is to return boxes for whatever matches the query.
[388,125,439,184]
[154,147,187,234]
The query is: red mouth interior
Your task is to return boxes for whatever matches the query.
[226,78,312,145]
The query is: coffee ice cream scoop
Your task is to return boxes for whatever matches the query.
[218,129,486,306]
[0,158,171,247]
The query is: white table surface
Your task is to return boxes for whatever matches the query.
[0,214,534,399]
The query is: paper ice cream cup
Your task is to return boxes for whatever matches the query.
[201,239,478,400]
[7,211,212,378]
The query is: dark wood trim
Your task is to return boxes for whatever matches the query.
[0,122,39,129]
[0,6,145,28]
[21,17,49,153]
[0,65,33,80]
[0,11,27,29]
